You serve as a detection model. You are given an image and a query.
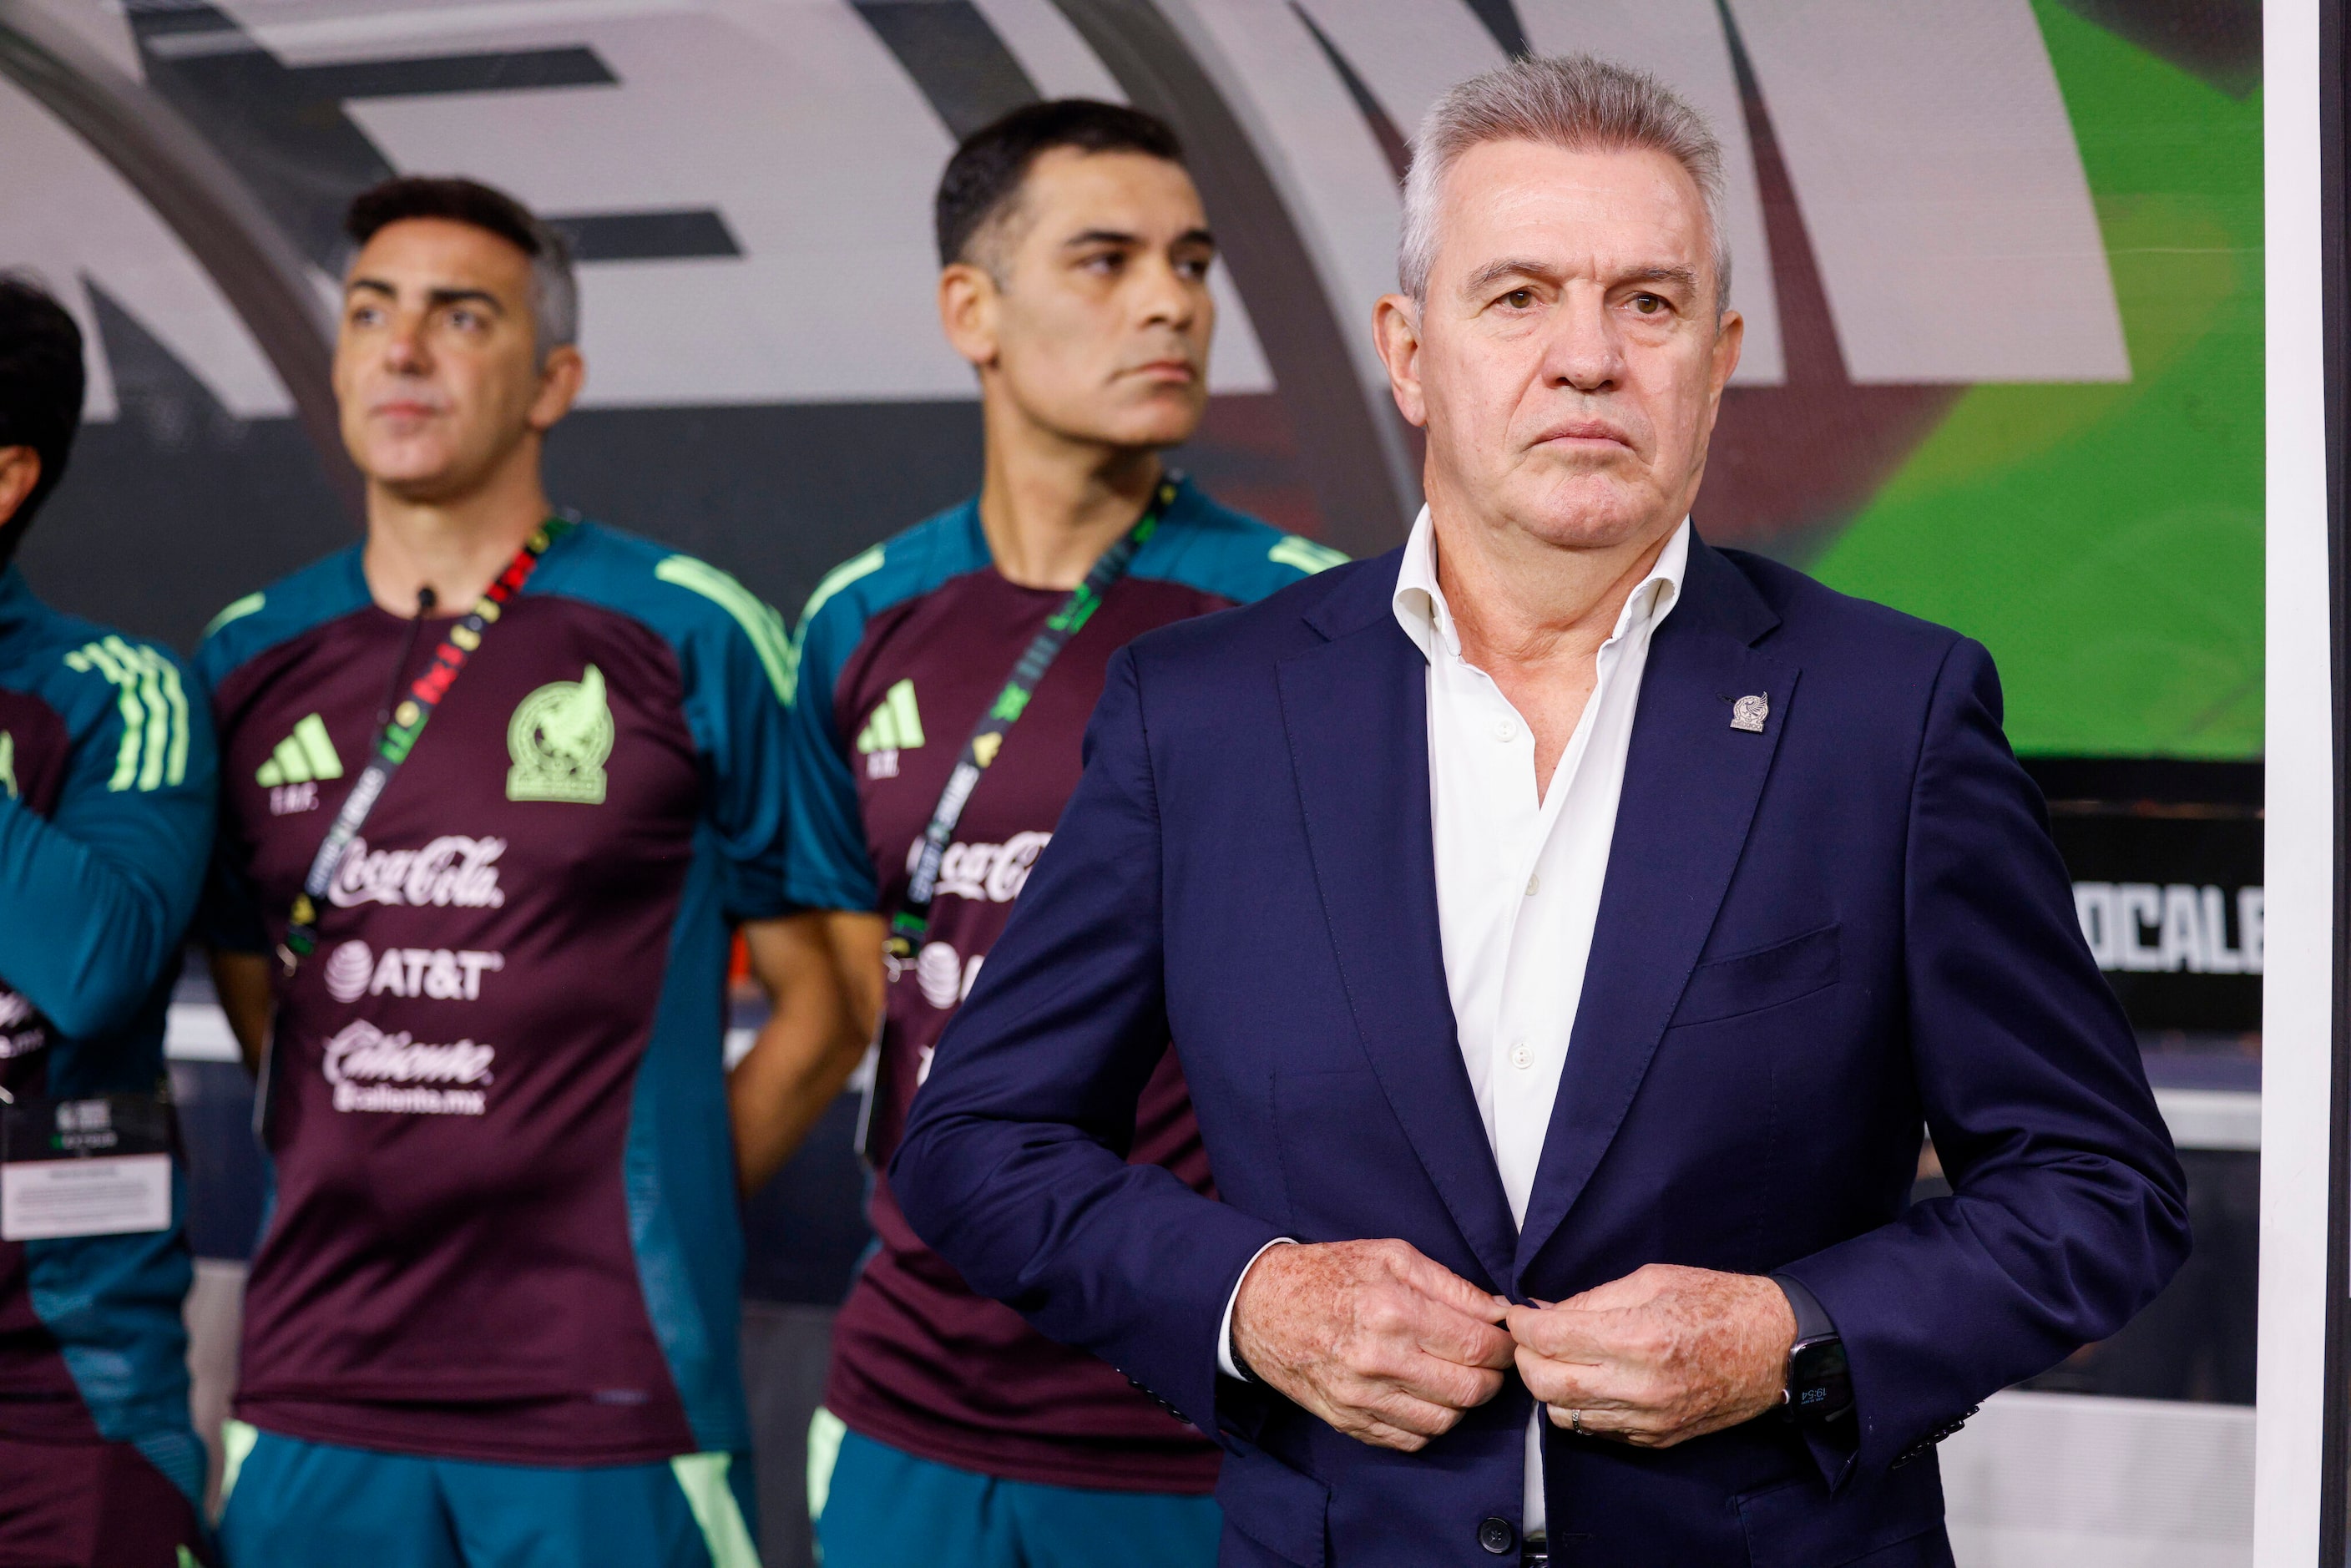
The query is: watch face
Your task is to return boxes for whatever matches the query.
[1790,1337,1854,1422]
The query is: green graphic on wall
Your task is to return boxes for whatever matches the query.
[1811,3,2263,759]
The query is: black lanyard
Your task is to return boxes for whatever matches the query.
[857,485,1167,1161]
[884,483,1169,962]
[276,518,572,976]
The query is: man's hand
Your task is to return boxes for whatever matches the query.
[1507,1264,1795,1449]
[1232,1239,1514,1453]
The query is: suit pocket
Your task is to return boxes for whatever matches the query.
[1216,1445,1331,1567]
[1671,923,1842,1028]
[1737,1454,1948,1568]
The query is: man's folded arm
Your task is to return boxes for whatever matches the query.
[1777,636,2190,1478]
[892,646,1284,1432]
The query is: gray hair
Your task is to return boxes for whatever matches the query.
[1399,55,1732,311]
[523,226,579,365]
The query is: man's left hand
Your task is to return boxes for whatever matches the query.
[1506,1264,1796,1449]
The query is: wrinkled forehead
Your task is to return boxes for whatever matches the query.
[343,217,533,306]
[1432,139,1714,294]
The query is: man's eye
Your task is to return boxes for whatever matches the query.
[1176,256,1212,281]
[1501,288,1536,310]
[1631,293,1665,315]
[1081,251,1125,275]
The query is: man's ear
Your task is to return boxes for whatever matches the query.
[1707,307,1746,406]
[0,447,41,534]
[528,345,586,434]
[938,262,1001,372]
[1373,294,1428,429]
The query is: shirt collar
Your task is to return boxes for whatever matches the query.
[1390,507,1691,665]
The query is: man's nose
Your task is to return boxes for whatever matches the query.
[1542,291,1623,393]
[383,318,429,373]
[1135,257,1198,331]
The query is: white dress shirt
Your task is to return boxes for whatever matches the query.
[1219,508,1687,1539]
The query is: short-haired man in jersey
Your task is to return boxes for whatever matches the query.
[0,279,218,1567]
[198,178,792,1566]
[734,100,1344,1567]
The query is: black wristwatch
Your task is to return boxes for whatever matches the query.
[1774,1274,1854,1426]
[1784,1333,1853,1424]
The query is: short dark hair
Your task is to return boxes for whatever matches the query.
[343,175,578,354]
[0,276,88,565]
[935,99,1186,271]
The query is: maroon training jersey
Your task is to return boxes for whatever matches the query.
[783,480,1342,1490]
[196,524,791,1465]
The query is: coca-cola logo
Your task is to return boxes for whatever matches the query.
[905,831,1050,904]
[327,835,507,909]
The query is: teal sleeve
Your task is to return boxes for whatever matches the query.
[0,642,217,1039]
[781,597,878,913]
[659,575,795,924]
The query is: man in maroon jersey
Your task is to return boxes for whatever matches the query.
[738,101,1342,1566]
[199,177,792,1566]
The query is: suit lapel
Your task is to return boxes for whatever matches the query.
[1513,544,1798,1277]
[1277,563,1519,1292]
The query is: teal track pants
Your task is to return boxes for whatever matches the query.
[216,1422,758,1568]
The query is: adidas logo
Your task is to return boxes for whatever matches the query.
[257,714,344,787]
[856,680,925,755]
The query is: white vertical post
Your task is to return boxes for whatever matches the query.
[2257,1,2334,1562]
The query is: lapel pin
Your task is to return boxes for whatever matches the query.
[1731,693,1769,734]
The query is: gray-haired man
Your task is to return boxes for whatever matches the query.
[889,54,2185,1565]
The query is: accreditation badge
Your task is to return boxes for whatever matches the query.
[0,1092,173,1241]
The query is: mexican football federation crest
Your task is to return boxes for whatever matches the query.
[507,665,614,804]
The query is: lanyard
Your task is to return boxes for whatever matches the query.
[275,518,572,976]
[856,484,1168,1162]
[885,483,1169,963]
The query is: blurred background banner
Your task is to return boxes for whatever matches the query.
[0,0,2260,717]
[0,3,2266,1564]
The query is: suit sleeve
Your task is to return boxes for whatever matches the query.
[892,645,1284,1433]
[1777,637,2189,1479]
[0,645,217,1039]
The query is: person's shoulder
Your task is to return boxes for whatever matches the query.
[535,521,792,700]
[193,544,370,691]
[0,584,205,790]
[1715,545,1967,666]
[1125,545,1395,675]
[787,502,992,695]
[8,592,192,710]
[797,503,988,632]
[1135,480,1349,607]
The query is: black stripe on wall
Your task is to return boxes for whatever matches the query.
[852,1,1040,141]
[287,48,618,101]
[547,210,744,263]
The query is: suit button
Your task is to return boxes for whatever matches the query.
[1477,1516,1517,1555]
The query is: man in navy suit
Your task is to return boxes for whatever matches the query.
[893,55,2188,1566]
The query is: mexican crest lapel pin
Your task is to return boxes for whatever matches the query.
[1730,693,1769,734]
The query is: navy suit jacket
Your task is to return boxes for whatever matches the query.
[894,538,2189,1567]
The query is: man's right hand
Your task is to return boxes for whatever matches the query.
[1231,1239,1514,1452]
